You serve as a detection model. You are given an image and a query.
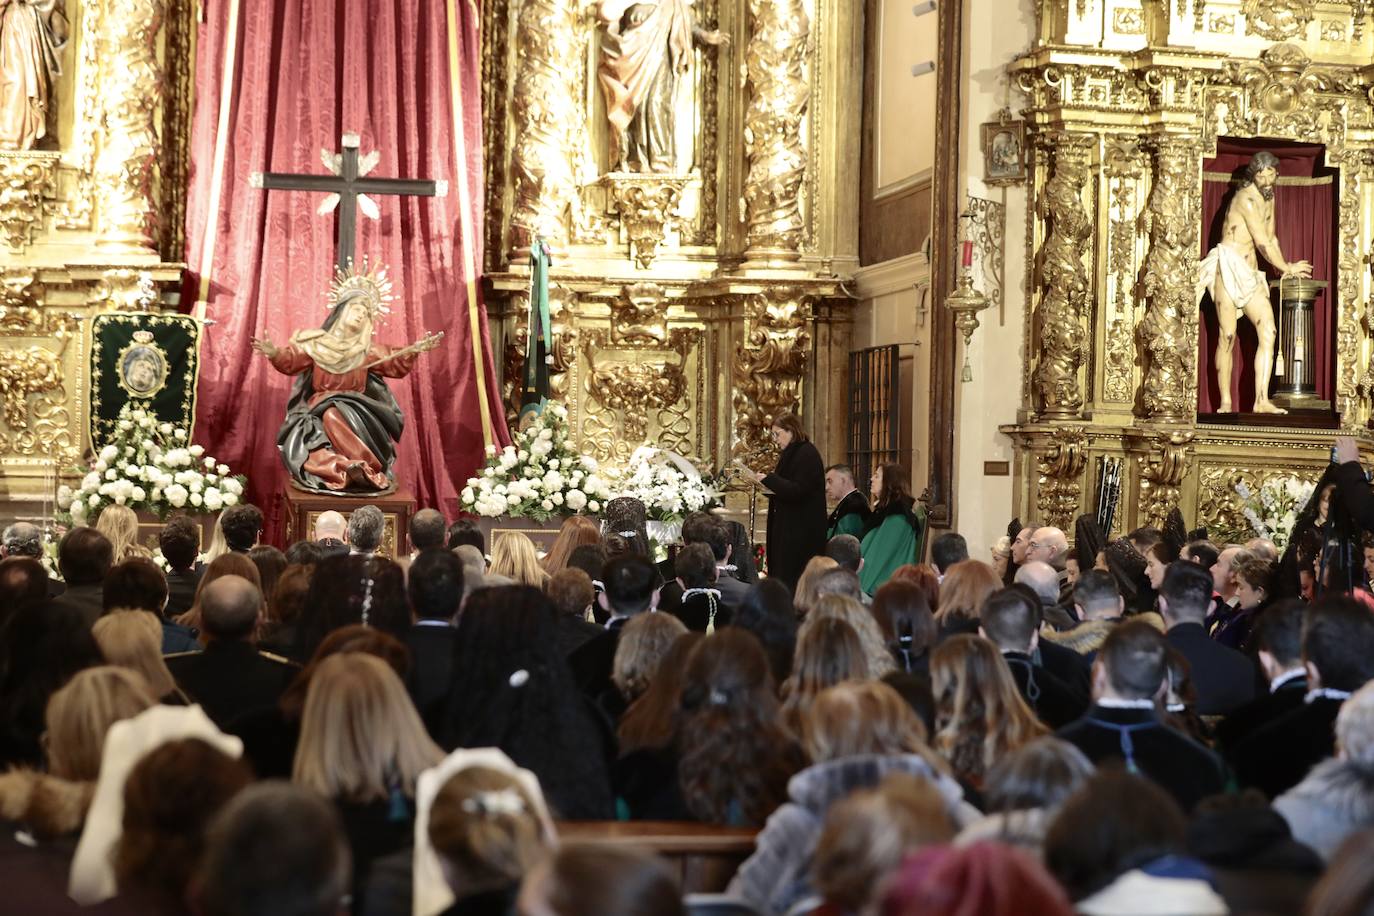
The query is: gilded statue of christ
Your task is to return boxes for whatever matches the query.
[597,0,728,174]
[1197,151,1312,415]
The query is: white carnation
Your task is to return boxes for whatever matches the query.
[165,484,188,508]
[188,444,204,457]
[541,499,554,511]
[105,468,118,481]
[56,485,73,509]
[82,471,100,491]
[99,444,119,463]
[566,489,587,511]
[223,493,239,507]
[131,486,146,502]
[88,494,101,508]
[217,464,230,475]
[159,423,173,436]
[190,492,203,507]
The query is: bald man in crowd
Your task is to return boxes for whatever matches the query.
[313,510,349,558]
[166,575,297,727]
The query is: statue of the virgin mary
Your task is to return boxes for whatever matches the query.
[252,263,442,494]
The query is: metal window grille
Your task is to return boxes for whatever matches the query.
[847,345,900,488]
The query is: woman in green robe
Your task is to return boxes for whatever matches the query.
[859,463,925,595]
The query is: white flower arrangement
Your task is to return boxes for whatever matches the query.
[57,404,248,526]
[1235,474,1316,549]
[607,446,723,523]
[460,403,611,522]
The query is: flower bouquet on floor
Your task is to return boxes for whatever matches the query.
[1235,475,1316,550]
[56,404,248,526]
[461,403,611,522]
[606,445,724,544]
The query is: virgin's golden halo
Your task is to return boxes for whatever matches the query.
[326,256,396,318]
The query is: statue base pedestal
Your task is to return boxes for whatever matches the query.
[283,487,415,560]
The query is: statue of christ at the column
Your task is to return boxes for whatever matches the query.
[252,264,442,494]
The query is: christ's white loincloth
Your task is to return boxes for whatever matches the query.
[1196,243,1268,313]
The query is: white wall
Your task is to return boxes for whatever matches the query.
[875,0,937,192]
[949,0,1037,559]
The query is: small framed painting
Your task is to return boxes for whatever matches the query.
[981,117,1027,186]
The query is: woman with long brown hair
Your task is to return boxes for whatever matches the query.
[676,629,804,827]
[746,412,827,590]
[615,631,704,820]
[793,555,838,619]
[872,580,938,674]
[930,634,1048,790]
[936,559,1001,634]
[542,515,601,575]
[780,615,870,736]
[860,463,925,595]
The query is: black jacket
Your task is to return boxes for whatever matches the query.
[1037,639,1093,703]
[1232,696,1343,799]
[1058,705,1227,811]
[166,640,297,728]
[762,439,828,589]
[405,621,457,733]
[1334,460,1374,532]
[827,489,871,537]
[164,567,203,619]
[1003,651,1087,729]
[1166,622,1260,716]
[1215,673,1309,753]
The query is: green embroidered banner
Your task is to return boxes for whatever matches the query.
[90,313,202,449]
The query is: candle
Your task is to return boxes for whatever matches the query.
[961,240,973,268]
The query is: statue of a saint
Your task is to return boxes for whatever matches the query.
[0,0,68,151]
[596,0,728,174]
[252,266,443,494]
[1197,151,1312,414]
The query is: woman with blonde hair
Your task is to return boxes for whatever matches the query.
[0,667,156,841]
[175,552,262,631]
[793,555,838,618]
[541,515,600,575]
[202,510,230,564]
[94,504,150,563]
[780,616,869,736]
[91,611,186,703]
[936,559,1001,633]
[293,652,443,891]
[612,612,688,708]
[807,593,895,678]
[730,681,974,916]
[489,531,549,588]
[930,634,1048,789]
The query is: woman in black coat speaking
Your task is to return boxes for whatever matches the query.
[749,413,827,590]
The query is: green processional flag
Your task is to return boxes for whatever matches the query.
[90,312,202,449]
[520,239,553,422]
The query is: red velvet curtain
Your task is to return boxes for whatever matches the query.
[182,0,510,542]
[1198,139,1337,414]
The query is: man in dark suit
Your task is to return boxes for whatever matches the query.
[1159,560,1259,716]
[569,554,658,697]
[930,532,969,580]
[981,588,1087,729]
[1006,581,1092,698]
[659,516,747,613]
[1,522,63,599]
[1216,599,1309,752]
[1058,621,1226,811]
[1232,596,1374,798]
[220,503,263,553]
[48,527,113,627]
[405,548,462,731]
[166,575,296,728]
[825,464,870,539]
[158,516,203,620]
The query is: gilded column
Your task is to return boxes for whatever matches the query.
[742,0,810,260]
[94,0,166,254]
[508,0,581,253]
[732,289,812,469]
[1137,135,1199,423]
[1032,132,1093,418]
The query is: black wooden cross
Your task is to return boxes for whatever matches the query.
[250,132,446,271]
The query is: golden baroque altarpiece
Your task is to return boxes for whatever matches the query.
[1001,0,1374,542]
[2,0,189,506]
[480,0,861,477]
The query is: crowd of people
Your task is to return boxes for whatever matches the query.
[6,427,1374,915]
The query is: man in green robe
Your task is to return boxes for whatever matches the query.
[825,464,870,539]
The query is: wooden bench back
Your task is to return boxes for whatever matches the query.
[557,821,757,894]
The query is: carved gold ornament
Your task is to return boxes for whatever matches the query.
[603,175,688,269]
[0,152,60,251]
[1242,0,1316,40]
[1138,431,1194,527]
[733,291,812,470]
[508,0,582,252]
[1138,137,1199,423]
[1032,134,1093,419]
[94,0,166,253]
[1036,427,1088,530]
[743,0,809,255]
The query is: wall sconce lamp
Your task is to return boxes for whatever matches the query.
[946,212,990,382]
